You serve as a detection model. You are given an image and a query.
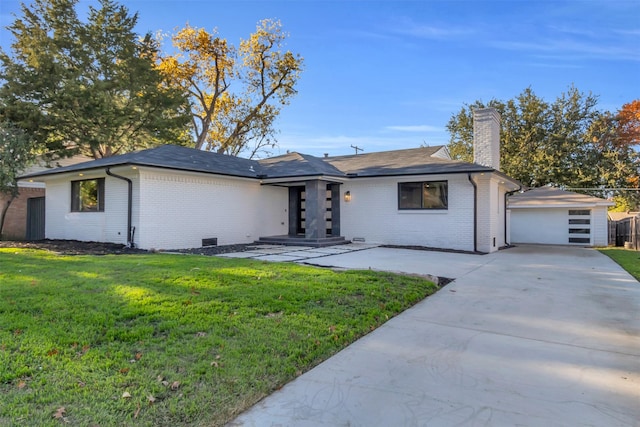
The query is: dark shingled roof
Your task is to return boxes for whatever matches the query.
[323,147,492,177]
[258,152,344,178]
[20,145,262,179]
[20,144,514,182]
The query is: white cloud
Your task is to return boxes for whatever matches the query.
[397,24,474,39]
[491,38,640,62]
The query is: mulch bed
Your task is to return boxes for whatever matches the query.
[0,240,253,256]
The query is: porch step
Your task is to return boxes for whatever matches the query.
[257,235,349,248]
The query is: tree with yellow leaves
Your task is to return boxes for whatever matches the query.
[158,19,303,158]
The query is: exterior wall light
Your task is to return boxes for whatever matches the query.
[344,191,351,202]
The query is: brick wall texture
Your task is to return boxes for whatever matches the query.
[0,187,45,240]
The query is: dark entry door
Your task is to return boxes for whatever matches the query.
[26,197,45,240]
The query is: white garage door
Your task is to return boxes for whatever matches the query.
[511,208,592,245]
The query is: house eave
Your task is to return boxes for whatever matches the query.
[19,161,263,182]
[259,175,348,186]
[508,202,615,209]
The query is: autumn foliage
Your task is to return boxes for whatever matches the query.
[157,19,304,158]
[617,100,640,148]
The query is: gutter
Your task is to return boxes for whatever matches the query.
[467,173,478,253]
[105,167,134,248]
[504,185,523,247]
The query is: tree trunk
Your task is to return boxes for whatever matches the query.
[0,196,15,241]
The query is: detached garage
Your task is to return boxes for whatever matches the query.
[508,187,614,247]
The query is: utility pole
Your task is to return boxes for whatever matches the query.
[350,144,364,155]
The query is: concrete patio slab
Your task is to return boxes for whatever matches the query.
[307,247,359,254]
[229,245,640,426]
[304,246,491,279]
[247,245,312,252]
[247,248,296,255]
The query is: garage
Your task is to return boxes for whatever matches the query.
[508,186,614,246]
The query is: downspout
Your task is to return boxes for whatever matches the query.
[467,173,477,253]
[106,167,134,248]
[504,186,522,247]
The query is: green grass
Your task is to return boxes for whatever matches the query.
[598,247,640,281]
[0,249,438,426]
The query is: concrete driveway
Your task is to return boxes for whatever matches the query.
[229,245,640,426]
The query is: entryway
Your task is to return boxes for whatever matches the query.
[260,179,346,247]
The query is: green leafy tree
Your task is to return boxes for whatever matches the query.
[157,19,303,158]
[0,122,37,239]
[447,86,639,208]
[0,0,190,159]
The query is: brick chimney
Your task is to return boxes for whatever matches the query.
[473,108,501,171]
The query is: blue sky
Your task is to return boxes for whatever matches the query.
[1,0,639,157]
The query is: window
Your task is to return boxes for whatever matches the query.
[398,181,448,210]
[568,209,591,245]
[71,178,105,212]
[569,209,590,216]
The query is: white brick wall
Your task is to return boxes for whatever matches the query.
[44,171,128,244]
[473,108,501,171]
[340,174,476,251]
[469,174,510,253]
[44,167,288,249]
[136,169,287,250]
[43,166,512,252]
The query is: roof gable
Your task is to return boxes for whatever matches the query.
[258,152,343,177]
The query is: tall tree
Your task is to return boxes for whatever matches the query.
[446,87,639,209]
[617,100,640,148]
[157,19,303,158]
[0,121,37,239]
[0,0,190,159]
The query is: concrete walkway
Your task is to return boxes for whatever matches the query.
[217,242,379,263]
[229,245,640,426]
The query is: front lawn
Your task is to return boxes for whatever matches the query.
[598,247,640,281]
[0,249,437,426]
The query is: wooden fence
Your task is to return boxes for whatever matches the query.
[612,217,639,250]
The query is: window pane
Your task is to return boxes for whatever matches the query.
[569,228,590,234]
[422,182,447,209]
[71,178,104,212]
[569,219,590,224]
[568,209,590,216]
[399,183,422,209]
[71,181,80,212]
[569,237,590,243]
[79,180,99,211]
[399,181,448,210]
